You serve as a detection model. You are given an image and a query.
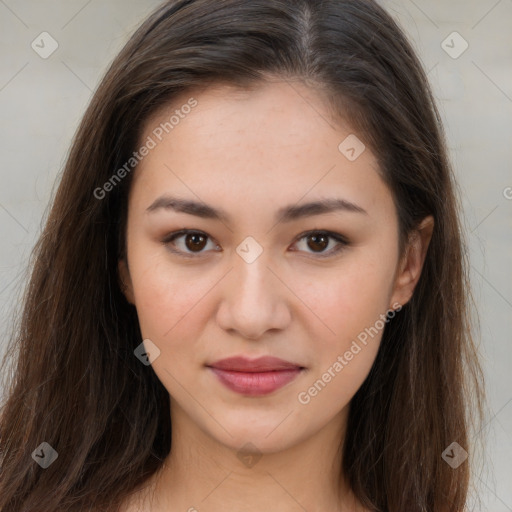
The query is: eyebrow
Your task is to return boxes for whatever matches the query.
[146,195,367,222]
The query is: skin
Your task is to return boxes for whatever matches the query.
[118,79,434,512]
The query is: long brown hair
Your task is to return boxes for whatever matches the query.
[0,0,485,510]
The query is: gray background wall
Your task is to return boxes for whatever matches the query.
[1,0,511,509]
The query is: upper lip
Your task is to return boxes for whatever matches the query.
[207,356,304,372]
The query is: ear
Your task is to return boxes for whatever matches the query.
[390,215,434,308]
[118,258,135,305]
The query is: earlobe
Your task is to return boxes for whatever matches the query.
[118,258,135,305]
[390,215,434,308]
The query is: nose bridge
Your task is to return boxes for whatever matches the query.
[234,249,273,301]
[216,246,290,339]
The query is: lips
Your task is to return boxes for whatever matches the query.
[206,356,304,396]
[208,356,303,372]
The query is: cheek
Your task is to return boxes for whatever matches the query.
[295,290,389,418]
[128,249,211,342]
[294,251,396,402]
[300,254,396,342]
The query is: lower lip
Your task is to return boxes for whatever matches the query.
[208,367,303,396]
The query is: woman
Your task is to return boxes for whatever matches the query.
[0,0,485,510]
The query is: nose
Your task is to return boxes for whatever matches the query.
[215,252,292,340]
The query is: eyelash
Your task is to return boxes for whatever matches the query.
[161,229,349,259]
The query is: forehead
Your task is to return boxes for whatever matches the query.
[131,80,394,223]
[142,79,352,150]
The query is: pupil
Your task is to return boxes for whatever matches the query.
[308,234,328,251]
[186,234,206,251]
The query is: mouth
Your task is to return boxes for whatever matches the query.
[206,355,305,396]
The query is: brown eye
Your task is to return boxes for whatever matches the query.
[162,230,219,257]
[293,230,348,258]
[185,233,207,252]
[306,233,329,252]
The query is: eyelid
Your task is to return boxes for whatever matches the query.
[162,229,349,258]
[162,229,220,258]
[291,230,349,258]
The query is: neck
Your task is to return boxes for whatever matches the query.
[140,399,362,512]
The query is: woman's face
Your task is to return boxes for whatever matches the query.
[119,80,425,453]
